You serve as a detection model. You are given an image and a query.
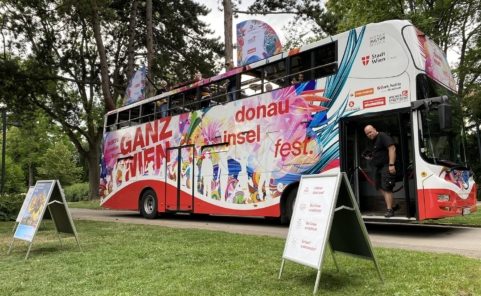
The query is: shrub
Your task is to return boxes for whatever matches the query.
[63,182,90,202]
[0,193,25,221]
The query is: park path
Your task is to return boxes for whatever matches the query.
[70,208,481,259]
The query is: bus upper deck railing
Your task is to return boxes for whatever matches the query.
[106,59,338,131]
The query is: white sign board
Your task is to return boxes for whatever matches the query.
[279,172,383,294]
[282,174,340,269]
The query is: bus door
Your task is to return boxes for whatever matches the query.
[340,111,415,219]
[165,145,195,212]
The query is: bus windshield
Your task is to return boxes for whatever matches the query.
[417,75,466,167]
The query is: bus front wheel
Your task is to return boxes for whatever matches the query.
[140,189,158,219]
[281,189,296,225]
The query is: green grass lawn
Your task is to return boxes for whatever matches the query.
[1,220,480,296]
[67,199,102,210]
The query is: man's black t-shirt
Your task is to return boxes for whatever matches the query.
[371,132,395,168]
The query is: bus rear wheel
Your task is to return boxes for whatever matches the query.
[140,189,158,219]
[280,189,296,225]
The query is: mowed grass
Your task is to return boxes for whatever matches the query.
[68,199,102,210]
[1,220,480,296]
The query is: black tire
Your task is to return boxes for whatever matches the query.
[280,189,297,225]
[140,189,158,219]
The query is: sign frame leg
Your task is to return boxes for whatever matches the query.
[25,242,33,260]
[278,259,285,279]
[328,242,339,272]
[313,269,322,295]
[7,237,15,255]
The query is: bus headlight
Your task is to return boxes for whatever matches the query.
[437,194,450,202]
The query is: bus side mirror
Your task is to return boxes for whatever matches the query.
[438,102,452,131]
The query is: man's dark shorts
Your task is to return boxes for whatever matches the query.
[374,165,396,192]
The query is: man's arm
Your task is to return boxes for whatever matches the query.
[388,145,396,164]
[388,145,396,173]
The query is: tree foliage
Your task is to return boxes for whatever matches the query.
[0,0,223,198]
[7,111,82,188]
[37,141,82,186]
[2,155,25,193]
[6,117,50,187]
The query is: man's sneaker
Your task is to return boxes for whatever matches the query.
[384,209,394,218]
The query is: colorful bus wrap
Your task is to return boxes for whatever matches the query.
[100,20,477,222]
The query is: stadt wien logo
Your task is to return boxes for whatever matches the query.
[361,56,370,65]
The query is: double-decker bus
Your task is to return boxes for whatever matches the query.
[100,19,477,222]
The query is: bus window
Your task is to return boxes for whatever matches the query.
[262,60,287,91]
[241,68,262,98]
[117,109,130,129]
[313,42,338,79]
[290,50,312,83]
[141,102,155,123]
[106,113,117,132]
[130,106,141,126]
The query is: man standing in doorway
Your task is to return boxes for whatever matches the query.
[364,125,399,217]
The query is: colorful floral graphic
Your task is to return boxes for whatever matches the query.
[100,26,366,211]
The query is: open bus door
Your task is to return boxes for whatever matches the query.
[340,111,416,220]
[165,145,195,212]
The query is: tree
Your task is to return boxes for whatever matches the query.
[1,155,25,193]
[223,0,234,64]
[6,112,62,187]
[1,0,223,199]
[37,141,82,186]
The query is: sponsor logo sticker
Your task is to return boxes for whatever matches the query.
[377,82,402,92]
[388,90,409,104]
[363,97,386,108]
[354,88,374,97]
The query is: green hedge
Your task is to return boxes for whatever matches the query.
[0,193,25,221]
[63,183,90,202]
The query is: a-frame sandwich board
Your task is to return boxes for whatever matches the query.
[279,172,383,294]
[8,180,81,260]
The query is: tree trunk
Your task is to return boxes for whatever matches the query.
[28,163,34,187]
[87,137,101,200]
[123,0,139,105]
[90,0,115,111]
[146,0,155,97]
[223,0,233,65]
